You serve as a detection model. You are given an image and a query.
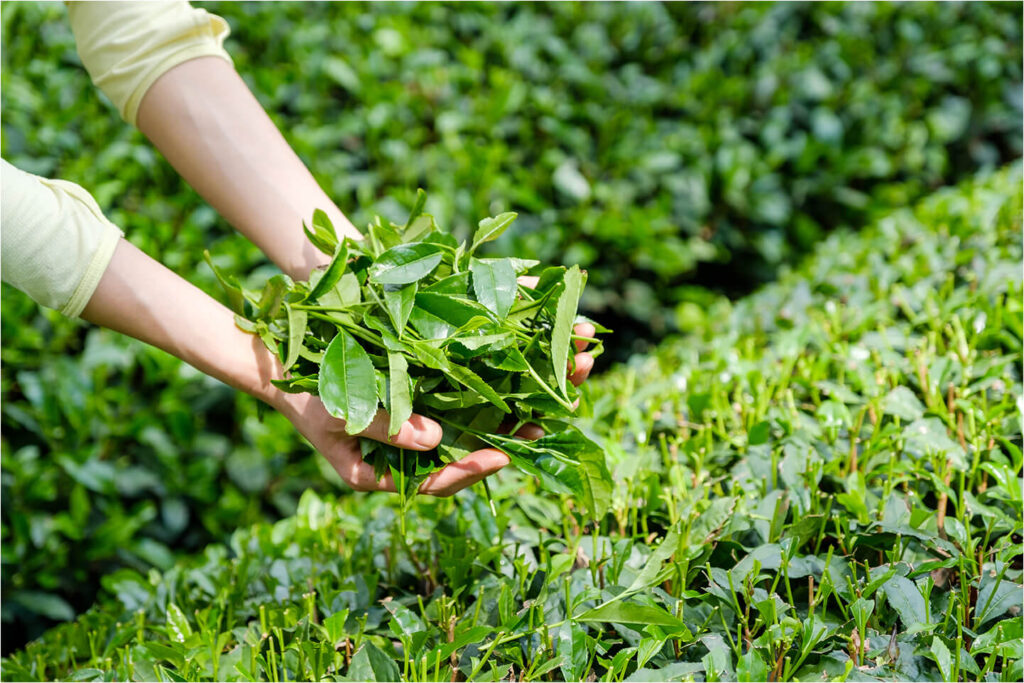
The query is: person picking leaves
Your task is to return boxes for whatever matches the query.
[1,1,596,496]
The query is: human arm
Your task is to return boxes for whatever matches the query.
[66,0,357,280]
[78,239,596,494]
[134,56,359,280]
[79,237,514,495]
[60,0,596,491]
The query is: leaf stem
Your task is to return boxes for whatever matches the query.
[524,361,575,412]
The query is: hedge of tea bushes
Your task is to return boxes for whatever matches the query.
[2,0,1022,650]
[3,165,1020,682]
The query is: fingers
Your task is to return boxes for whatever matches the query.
[418,449,511,497]
[573,322,596,352]
[570,352,594,387]
[358,410,443,451]
[333,455,398,493]
[517,275,539,289]
[514,422,545,440]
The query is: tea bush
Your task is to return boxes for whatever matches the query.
[5,166,1020,681]
[2,2,1022,337]
[2,0,1021,652]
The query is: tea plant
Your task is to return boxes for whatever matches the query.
[4,2,1022,646]
[4,166,1020,682]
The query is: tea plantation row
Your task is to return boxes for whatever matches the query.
[2,1,1021,339]
[4,166,1020,681]
[2,3,1022,646]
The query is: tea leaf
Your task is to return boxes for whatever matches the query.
[470,257,517,320]
[348,641,401,682]
[575,602,683,627]
[470,211,517,253]
[552,265,584,398]
[387,351,411,438]
[306,242,349,302]
[369,243,444,285]
[283,303,307,370]
[404,188,428,229]
[319,329,378,435]
[410,342,510,413]
[382,284,416,336]
[165,604,192,644]
[304,209,339,256]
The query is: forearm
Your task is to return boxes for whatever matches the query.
[80,237,312,420]
[135,56,359,280]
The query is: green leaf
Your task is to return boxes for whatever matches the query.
[307,243,349,302]
[347,641,401,682]
[482,427,611,516]
[883,575,928,627]
[736,650,768,682]
[930,636,952,681]
[11,590,75,621]
[423,271,470,295]
[626,525,682,595]
[381,598,426,639]
[903,418,967,467]
[552,265,584,398]
[974,575,1023,625]
[319,329,378,435]
[557,622,588,682]
[316,271,362,310]
[323,609,350,648]
[304,209,339,256]
[254,274,292,321]
[404,188,427,229]
[748,420,771,445]
[484,346,530,372]
[283,303,307,370]
[972,619,1024,658]
[575,601,683,627]
[408,306,455,340]
[166,603,193,644]
[881,386,926,421]
[410,342,510,413]
[470,257,517,319]
[382,284,416,336]
[415,292,493,327]
[368,216,403,253]
[387,351,411,438]
[203,250,246,315]
[470,211,517,252]
[507,257,541,274]
[627,662,705,682]
[369,243,444,285]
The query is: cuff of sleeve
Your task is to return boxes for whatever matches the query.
[123,47,232,126]
[60,228,122,319]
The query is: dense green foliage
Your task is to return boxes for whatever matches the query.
[5,166,1021,681]
[2,0,1022,663]
[3,2,1022,338]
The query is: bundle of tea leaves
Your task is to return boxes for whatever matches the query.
[207,192,611,515]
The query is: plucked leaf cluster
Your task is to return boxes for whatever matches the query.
[209,198,611,507]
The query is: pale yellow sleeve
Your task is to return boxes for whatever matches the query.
[66,1,232,126]
[1,160,124,318]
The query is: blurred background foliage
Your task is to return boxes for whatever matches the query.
[1,0,1021,651]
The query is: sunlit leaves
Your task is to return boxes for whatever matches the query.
[319,329,378,435]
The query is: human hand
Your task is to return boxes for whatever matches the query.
[274,320,597,497]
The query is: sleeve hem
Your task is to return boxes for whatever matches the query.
[123,48,233,126]
[60,228,122,319]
